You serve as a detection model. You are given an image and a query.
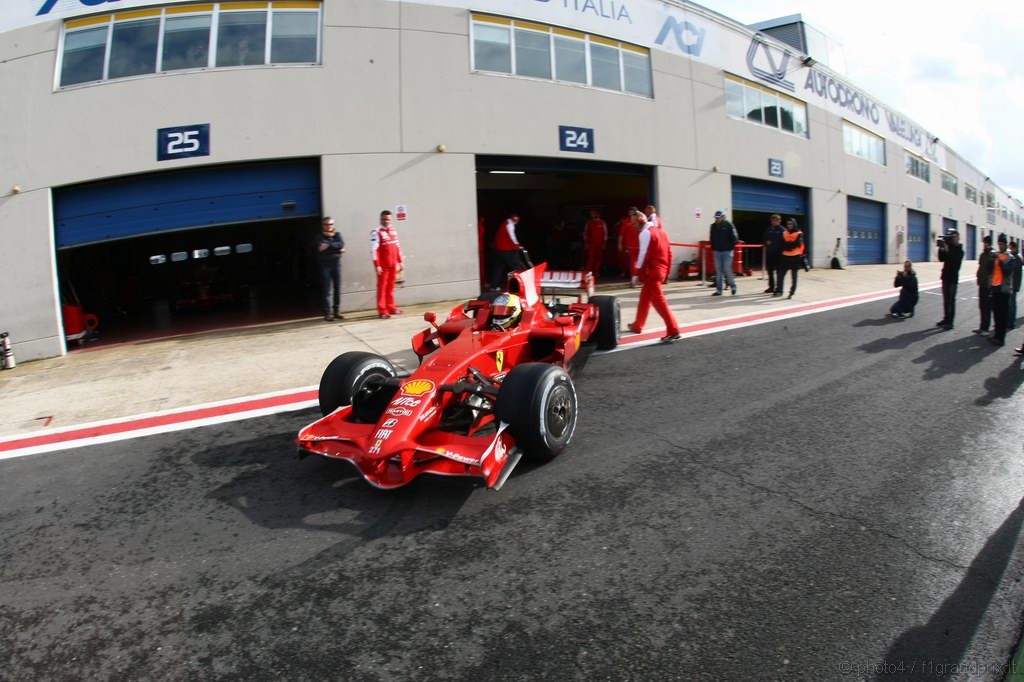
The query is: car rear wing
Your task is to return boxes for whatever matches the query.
[539,270,595,301]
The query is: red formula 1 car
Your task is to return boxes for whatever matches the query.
[297,264,619,490]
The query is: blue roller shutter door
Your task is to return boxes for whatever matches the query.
[965,224,977,260]
[907,209,929,263]
[846,197,885,264]
[54,159,321,249]
[731,178,807,215]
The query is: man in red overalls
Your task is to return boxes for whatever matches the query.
[371,210,404,319]
[617,209,640,285]
[627,207,681,342]
[583,209,608,283]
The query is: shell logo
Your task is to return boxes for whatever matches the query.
[401,379,435,396]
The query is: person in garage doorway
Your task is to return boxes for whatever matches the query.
[371,210,404,319]
[617,208,640,285]
[490,213,529,290]
[709,210,741,296]
[316,216,346,321]
[627,207,681,342]
[583,209,607,283]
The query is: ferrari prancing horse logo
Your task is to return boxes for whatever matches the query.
[495,350,504,373]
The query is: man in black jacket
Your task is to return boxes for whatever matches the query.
[973,234,995,335]
[762,214,784,294]
[316,216,346,321]
[935,229,964,330]
[709,210,741,296]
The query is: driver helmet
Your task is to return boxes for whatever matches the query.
[490,293,523,331]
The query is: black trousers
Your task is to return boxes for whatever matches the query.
[992,289,1010,342]
[977,285,992,331]
[765,252,781,290]
[940,278,958,324]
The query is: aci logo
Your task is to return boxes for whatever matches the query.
[38,0,120,16]
[746,33,795,92]
[654,16,705,56]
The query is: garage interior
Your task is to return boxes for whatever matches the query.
[53,160,324,348]
[475,156,654,287]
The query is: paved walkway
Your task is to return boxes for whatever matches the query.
[0,262,956,440]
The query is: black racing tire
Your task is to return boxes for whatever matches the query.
[591,295,620,350]
[318,352,397,418]
[495,363,577,462]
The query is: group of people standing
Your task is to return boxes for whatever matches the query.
[315,211,404,322]
[887,229,1024,353]
[761,213,808,299]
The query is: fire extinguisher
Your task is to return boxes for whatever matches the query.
[1,332,15,370]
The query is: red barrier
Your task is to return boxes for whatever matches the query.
[669,242,766,284]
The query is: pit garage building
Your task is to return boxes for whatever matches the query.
[1,0,1021,361]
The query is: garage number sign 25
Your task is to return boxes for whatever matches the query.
[157,124,210,161]
[559,125,595,153]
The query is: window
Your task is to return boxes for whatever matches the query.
[724,74,808,138]
[941,171,958,195]
[270,10,318,63]
[515,26,551,79]
[471,14,652,97]
[842,122,886,166]
[553,32,587,84]
[216,10,266,67]
[58,2,322,88]
[905,151,930,182]
[965,184,978,204]
[162,14,212,71]
[60,23,108,86]
[590,38,621,91]
[108,13,160,79]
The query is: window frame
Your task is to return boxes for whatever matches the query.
[470,13,653,98]
[724,74,809,139]
[57,2,322,90]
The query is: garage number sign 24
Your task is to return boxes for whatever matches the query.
[559,125,595,153]
[157,124,210,161]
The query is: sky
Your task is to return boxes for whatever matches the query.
[701,0,1024,204]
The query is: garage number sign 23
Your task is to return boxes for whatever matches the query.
[157,124,210,161]
[559,125,595,153]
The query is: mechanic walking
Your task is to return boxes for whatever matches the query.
[315,216,345,321]
[935,228,964,330]
[583,209,608,283]
[762,214,784,294]
[627,207,681,342]
[709,210,741,296]
[371,210,404,319]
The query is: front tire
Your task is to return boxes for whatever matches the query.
[319,352,397,418]
[591,295,620,350]
[495,363,577,462]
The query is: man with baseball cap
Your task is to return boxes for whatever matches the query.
[709,210,741,296]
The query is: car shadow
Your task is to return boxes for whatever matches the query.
[192,420,476,544]
[910,334,1003,380]
[875,498,1024,680]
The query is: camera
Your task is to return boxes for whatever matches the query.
[936,234,951,247]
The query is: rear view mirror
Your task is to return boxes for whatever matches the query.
[424,311,438,327]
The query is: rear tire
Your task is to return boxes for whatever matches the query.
[319,352,397,418]
[591,295,620,350]
[495,363,577,462]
